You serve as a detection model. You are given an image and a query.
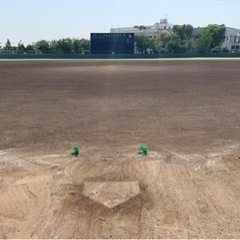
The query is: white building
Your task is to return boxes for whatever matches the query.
[222,27,240,52]
[111,19,240,52]
[110,19,174,37]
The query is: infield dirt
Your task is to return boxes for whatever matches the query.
[0,59,240,238]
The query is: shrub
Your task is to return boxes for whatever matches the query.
[137,143,148,155]
[222,47,230,53]
[211,46,222,53]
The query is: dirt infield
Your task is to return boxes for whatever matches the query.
[0,59,240,238]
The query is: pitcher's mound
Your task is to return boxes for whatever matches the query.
[83,181,140,208]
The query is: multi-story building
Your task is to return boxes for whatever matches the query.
[110,19,174,38]
[222,27,240,53]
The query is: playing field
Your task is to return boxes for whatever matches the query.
[0,59,240,238]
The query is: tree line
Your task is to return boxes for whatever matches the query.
[1,38,91,54]
[0,24,227,54]
[135,24,227,54]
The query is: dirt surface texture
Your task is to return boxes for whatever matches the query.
[0,59,240,239]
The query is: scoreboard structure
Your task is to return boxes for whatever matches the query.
[91,33,135,54]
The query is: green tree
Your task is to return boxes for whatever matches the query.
[48,38,90,54]
[205,24,226,48]
[184,38,196,53]
[173,24,193,41]
[147,38,158,53]
[25,44,34,51]
[80,38,90,53]
[49,40,60,53]
[168,33,186,52]
[159,30,170,47]
[135,35,150,54]
[18,41,25,51]
[72,38,90,53]
[169,25,194,53]
[155,30,170,52]
[196,30,213,52]
[57,38,73,54]
[5,39,12,50]
[35,40,50,52]
[73,39,82,53]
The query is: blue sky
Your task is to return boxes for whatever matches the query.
[0,0,239,46]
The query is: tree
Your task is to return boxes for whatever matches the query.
[35,40,50,52]
[155,30,170,52]
[184,38,196,53]
[146,38,158,53]
[173,24,193,41]
[56,38,73,54]
[169,25,194,53]
[79,38,90,53]
[168,33,186,52]
[135,35,150,54]
[195,24,226,52]
[18,41,25,51]
[5,39,12,50]
[159,31,170,47]
[49,40,59,53]
[196,30,213,52]
[204,24,226,48]
[47,38,90,54]
[25,44,34,51]
[73,39,82,53]
[72,38,90,54]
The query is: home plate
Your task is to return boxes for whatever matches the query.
[83,181,140,208]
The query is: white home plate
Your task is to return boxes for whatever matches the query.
[83,181,140,208]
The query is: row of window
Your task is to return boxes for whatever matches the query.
[231,45,240,50]
[226,35,240,44]
[133,26,172,31]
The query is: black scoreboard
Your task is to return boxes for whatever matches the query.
[91,33,135,54]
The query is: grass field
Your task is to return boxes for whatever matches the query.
[0,59,240,238]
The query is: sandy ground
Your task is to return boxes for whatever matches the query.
[0,59,240,238]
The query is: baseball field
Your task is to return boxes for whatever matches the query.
[0,59,240,238]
